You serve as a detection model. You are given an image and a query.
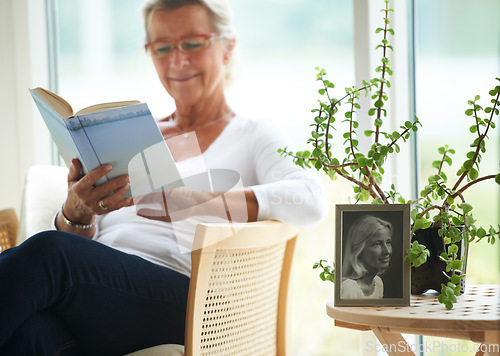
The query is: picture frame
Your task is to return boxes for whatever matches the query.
[334,204,411,306]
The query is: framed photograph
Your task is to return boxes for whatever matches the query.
[334,204,410,306]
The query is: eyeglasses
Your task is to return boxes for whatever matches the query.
[145,33,222,58]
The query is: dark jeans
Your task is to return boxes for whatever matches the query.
[0,231,190,356]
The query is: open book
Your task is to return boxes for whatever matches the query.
[30,87,182,198]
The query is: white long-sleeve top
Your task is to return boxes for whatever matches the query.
[88,115,328,277]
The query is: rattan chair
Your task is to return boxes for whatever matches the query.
[0,208,18,252]
[21,165,299,355]
[127,220,298,356]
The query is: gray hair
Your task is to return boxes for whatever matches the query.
[141,0,238,86]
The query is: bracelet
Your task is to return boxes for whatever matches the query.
[60,205,94,229]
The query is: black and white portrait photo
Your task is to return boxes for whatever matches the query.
[334,204,410,306]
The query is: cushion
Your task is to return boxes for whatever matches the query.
[124,344,184,356]
[19,165,68,242]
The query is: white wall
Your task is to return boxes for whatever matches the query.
[0,0,52,214]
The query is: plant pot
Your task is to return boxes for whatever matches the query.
[410,226,467,295]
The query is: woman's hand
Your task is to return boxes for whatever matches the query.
[136,188,256,223]
[136,188,212,223]
[56,159,133,236]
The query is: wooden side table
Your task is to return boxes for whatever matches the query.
[326,284,500,356]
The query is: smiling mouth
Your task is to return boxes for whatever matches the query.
[169,73,200,82]
[379,257,390,263]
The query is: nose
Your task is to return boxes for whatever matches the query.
[169,47,190,70]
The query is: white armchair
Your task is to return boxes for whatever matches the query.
[18,165,69,243]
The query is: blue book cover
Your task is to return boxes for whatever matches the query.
[30,87,182,198]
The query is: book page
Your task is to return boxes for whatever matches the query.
[75,100,141,116]
[32,87,74,118]
[32,87,141,118]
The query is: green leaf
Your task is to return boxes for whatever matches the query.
[450,260,462,270]
[438,294,446,304]
[460,203,473,214]
[463,160,474,170]
[465,109,474,116]
[468,168,479,180]
[312,148,322,157]
[357,157,367,166]
[445,286,455,298]
[452,216,463,226]
[413,219,425,231]
[476,227,487,238]
[451,274,461,285]
[448,244,459,254]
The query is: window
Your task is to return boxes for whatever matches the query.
[414,0,499,284]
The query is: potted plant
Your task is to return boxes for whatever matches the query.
[281,0,500,309]
[405,87,499,308]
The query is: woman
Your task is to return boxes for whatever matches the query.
[341,215,393,299]
[0,0,327,354]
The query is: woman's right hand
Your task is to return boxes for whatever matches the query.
[57,158,133,235]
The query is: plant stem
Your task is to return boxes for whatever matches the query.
[375,2,391,147]
[387,118,419,150]
[363,166,389,203]
[349,98,357,158]
[452,90,499,192]
[320,84,373,163]
[452,174,497,198]
[318,158,378,199]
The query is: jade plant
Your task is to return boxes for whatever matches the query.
[280,0,500,309]
[405,84,500,309]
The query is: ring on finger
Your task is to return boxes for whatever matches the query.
[98,200,108,210]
